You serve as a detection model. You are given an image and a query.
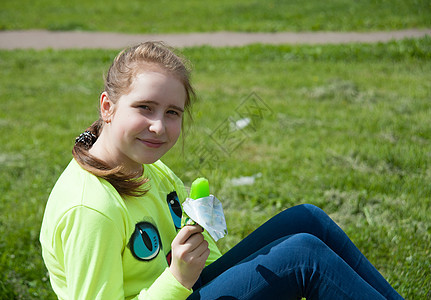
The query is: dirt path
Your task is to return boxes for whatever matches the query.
[0,29,430,49]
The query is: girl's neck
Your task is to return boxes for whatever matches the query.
[89,132,144,176]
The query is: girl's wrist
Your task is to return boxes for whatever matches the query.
[168,265,194,290]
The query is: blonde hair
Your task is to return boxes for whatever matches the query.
[72,41,195,197]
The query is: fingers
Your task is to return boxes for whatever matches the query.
[186,237,209,260]
[172,225,210,263]
[174,224,204,245]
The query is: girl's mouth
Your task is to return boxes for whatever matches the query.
[139,139,165,148]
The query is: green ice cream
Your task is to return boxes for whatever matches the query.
[182,177,209,227]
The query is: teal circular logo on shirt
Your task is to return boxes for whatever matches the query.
[129,222,161,261]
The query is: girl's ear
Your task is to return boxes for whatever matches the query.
[100,92,115,123]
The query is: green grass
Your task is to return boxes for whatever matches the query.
[1,38,431,298]
[1,0,430,32]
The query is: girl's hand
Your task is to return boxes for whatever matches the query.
[169,225,210,290]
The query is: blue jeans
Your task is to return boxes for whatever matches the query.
[188,204,403,300]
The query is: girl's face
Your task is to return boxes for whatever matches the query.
[102,68,186,172]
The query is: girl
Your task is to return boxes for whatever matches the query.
[40,42,403,299]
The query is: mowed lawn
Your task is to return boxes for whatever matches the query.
[1,37,430,298]
[1,0,430,32]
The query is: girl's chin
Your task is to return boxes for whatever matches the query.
[129,146,170,166]
[137,154,165,165]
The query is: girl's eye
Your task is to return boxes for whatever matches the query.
[167,110,181,116]
[139,105,150,110]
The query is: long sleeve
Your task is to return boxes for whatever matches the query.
[57,206,125,299]
[55,206,193,300]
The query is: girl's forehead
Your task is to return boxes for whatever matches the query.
[131,70,182,89]
[131,64,182,85]
[123,70,186,104]
[133,62,169,76]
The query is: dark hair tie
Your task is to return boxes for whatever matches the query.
[75,131,97,149]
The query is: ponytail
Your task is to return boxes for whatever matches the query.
[72,119,149,197]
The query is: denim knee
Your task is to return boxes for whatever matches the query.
[298,203,327,217]
[278,203,327,220]
[298,204,332,227]
[284,232,327,253]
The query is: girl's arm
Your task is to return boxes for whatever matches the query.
[57,206,193,300]
[58,206,126,299]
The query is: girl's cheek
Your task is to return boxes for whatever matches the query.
[132,115,150,129]
[170,119,182,135]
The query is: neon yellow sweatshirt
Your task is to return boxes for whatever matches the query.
[40,159,222,300]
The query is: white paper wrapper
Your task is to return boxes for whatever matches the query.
[182,195,227,241]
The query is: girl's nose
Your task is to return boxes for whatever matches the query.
[148,118,165,135]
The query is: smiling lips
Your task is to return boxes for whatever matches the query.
[139,138,165,148]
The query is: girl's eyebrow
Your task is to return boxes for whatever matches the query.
[135,100,184,113]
